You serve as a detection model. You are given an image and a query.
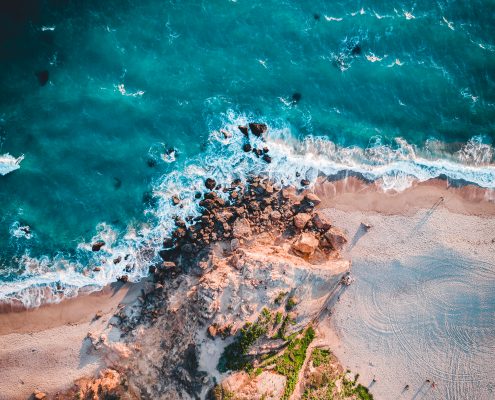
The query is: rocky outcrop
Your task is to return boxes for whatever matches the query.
[60,173,352,400]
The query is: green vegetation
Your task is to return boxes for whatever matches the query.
[286,296,298,311]
[275,326,315,400]
[311,348,330,367]
[302,348,374,400]
[212,385,235,400]
[275,314,296,340]
[217,309,272,372]
[275,291,287,305]
[275,311,283,325]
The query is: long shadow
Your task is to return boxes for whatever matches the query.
[348,223,370,252]
[410,196,444,235]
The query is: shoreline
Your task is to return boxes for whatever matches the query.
[0,176,494,399]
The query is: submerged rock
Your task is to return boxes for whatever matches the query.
[36,70,49,86]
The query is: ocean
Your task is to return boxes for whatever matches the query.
[0,0,494,305]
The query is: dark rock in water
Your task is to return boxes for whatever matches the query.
[243,143,252,152]
[147,158,157,168]
[36,70,49,86]
[142,191,157,206]
[172,195,180,205]
[296,172,301,177]
[194,192,202,199]
[205,178,216,190]
[351,44,361,55]
[263,154,272,163]
[113,177,122,189]
[163,237,174,248]
[301,179,310,186]
[314,14,320,20]
[249,123,268,137]
[92,240,105,251]
[292,92,302,103]
[118,275,129,283]
[263,147,269,153]
[238,125,249,136]
[253,148,263,157]
[113,256,122,264]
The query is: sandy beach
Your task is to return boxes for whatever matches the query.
[0,282,143,400]
[0,177,494,399]
[317,177,495,399]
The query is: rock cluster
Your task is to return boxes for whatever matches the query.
[152,176,347,285]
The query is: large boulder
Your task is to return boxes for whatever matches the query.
[249,123,268,137]
[323,227,348,251]
[293,213,311,230]
[233,218,252,239]
[304,192,321,205]
[312,212,332,230]
[292,232,319,256]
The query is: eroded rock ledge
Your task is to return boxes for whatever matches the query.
[56,173,363,400]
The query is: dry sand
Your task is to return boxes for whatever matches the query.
[0,177,494,400]
[0,282,142,400]
[316,177,495,400]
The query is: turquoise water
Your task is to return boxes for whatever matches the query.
[0,0,494,304]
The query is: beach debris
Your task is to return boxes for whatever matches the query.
[361,222,372,231]
[91,240,105,251]
[341,273,354,286]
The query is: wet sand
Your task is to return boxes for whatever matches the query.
[317,177,495,399]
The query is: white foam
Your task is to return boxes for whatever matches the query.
[0,153,24,176]
[2,113,494,306]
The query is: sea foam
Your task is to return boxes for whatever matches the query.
[1,114,494,306]
[0,153,24,176]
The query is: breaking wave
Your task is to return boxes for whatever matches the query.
[1,112,494,306]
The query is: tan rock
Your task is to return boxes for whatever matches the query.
[312,211,332,230]
[304,192,321,205]
[270,210,282,220]
[34,391,46,400]
[233,218,252,238]
[323,227,348,250]
[292,232,319,256]
[293,213,311,230]
[207,325,217,338]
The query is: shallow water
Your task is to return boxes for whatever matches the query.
[0,0,495,302]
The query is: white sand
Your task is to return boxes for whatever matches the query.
[317,179,495,399]
[0,283,141,400]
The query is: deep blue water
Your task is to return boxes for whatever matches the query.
[0,0,494,304]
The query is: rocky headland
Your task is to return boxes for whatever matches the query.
[48,148,371,400]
